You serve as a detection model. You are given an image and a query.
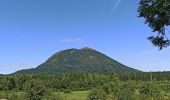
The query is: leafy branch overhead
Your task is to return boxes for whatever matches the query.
[138,0,170,50]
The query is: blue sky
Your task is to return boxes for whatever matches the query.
[0,0,169,74]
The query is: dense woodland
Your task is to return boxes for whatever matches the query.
[0,72,118,92]
[0,72,170,100]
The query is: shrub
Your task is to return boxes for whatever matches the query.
[88,88,107,100]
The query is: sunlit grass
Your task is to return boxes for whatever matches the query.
[57,90,90,100]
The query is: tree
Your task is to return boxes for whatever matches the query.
[138,0,170,50]
[0,77,15,91]
[117,82,135,100]
[25,80,47,100]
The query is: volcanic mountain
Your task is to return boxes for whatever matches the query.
[15,47,140,74]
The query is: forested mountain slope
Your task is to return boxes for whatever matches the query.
[15,47,140,74]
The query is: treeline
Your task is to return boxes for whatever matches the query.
[1,72,170,99]
[1,71,170,92]
[0,72,118,92]
[119,71,170,81]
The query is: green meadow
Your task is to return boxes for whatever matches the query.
[57,91,90,100]
[0,91,90,100]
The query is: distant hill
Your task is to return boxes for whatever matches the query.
[15,47,140,74]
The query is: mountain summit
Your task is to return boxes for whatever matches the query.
[15,47,140,74]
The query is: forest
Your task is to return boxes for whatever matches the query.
[0,72,170,100]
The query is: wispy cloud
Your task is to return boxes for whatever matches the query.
[59,38,90,47]
[59,38,83,43]
[137,50,157,56]
[112,0,123,11]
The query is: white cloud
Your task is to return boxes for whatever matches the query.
[59,38,83,43]
[112,0,123,11]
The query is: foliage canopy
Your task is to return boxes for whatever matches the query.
[138,0,170,50]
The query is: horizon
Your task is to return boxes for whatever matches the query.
[0,0,170,74]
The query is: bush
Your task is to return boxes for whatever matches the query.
[139,83,161,96]
[88,88,107,100]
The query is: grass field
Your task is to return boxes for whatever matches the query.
[58,91,90,100]
[1,90,170,100]
[0,91,90,100]
[0,91,26,100]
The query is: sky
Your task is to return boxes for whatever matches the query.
[0,0,170,74]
